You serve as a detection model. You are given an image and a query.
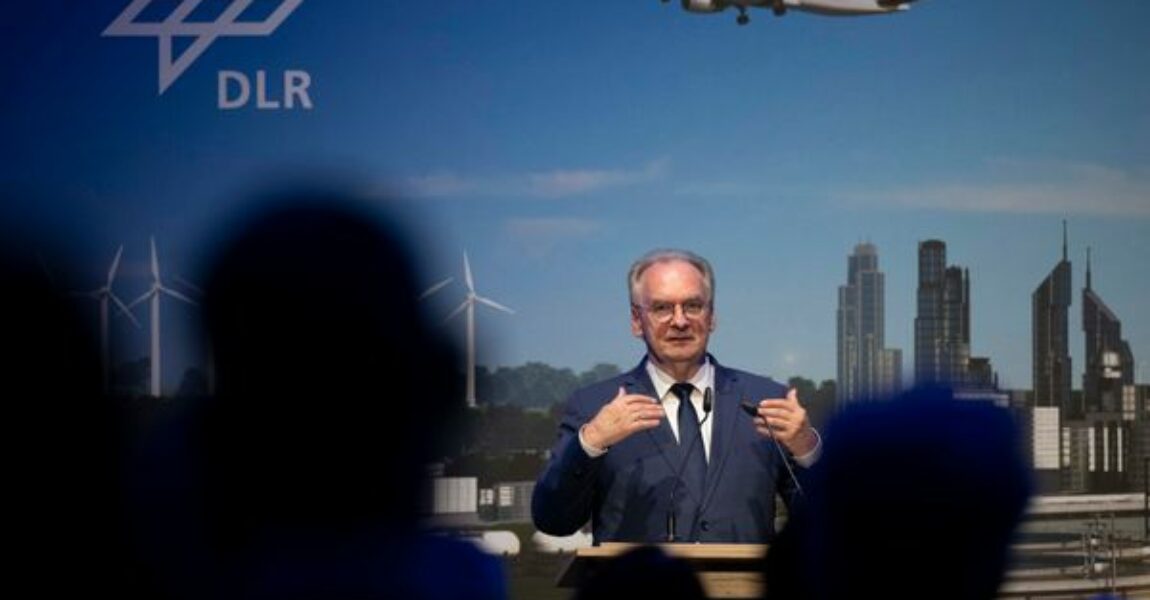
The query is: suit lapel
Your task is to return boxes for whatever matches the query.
[630,358,680,462]
[700,361,740,510]
[625,360,684,470]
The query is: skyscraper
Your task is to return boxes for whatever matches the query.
[1083,247,1136,413]
[914,240,970,386]
[837,242,901,403]
[1032,223,1073,416]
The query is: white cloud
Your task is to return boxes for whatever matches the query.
[526,159,668,198]
[835,161,1150,218]
[671,181,771,198]
[402,172,478,197]
[503,217,605,259]
[402,159,669,199]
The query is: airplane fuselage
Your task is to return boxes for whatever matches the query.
[679,0,913,22]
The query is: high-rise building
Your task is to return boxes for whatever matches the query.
[914,240,970,386]
[879,348,902,397]
[967,357,997,389]
[837,243,901,403]
[1020,405,1062,493]
[1032,223,1073,416]
[1129,385,1150,495]
[1083,247,1136,413]
[915,240,944,384]
[1078,247,1139,493]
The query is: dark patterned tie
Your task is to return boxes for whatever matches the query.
[672,382,707,522]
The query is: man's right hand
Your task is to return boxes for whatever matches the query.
[581,386,664,450]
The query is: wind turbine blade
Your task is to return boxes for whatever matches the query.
[419,277,453,301]
[173,275,203,296]
[442,300,469,324]
[475,295,515,314]
[110,293,142,328]
[126,290,153,311]
[159,285,197,306]
[463,251,475,293]
[107,245,124,286]
[150,236,160,282]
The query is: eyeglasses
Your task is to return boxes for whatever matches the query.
[633,299,710,323]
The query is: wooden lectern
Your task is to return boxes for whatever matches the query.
[557,543,768,599]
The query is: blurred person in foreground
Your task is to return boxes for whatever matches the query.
[163,191,505,599]
[763,386,1032,600]
[0,227,149,597]
[533,248,820,544]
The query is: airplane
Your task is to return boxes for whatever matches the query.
[667,0,917,26]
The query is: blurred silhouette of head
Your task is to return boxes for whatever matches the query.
[196,191,463,549]
[766,386,1032,600]
[575,545,706,600]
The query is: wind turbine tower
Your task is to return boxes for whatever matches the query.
[441,252,514,408]
[128,237,196,397]
[75,245,140,391]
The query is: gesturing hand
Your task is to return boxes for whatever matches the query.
[751,388,818,456]
[581,386,664,450]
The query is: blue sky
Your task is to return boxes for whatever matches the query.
[3,0,1148,394]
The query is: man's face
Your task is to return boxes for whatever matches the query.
[630,259,715,370]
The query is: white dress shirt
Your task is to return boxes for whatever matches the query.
[645,358,715,461]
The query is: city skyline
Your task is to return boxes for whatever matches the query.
[35,226,1146,396]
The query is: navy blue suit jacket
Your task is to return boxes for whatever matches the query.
[532,356,804,544]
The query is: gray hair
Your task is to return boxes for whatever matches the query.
[627,248,715,305]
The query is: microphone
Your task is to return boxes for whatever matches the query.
[667,386,713,542]
[741,394,805,497]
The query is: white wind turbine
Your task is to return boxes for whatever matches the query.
[74,245,140,391]
[439,252,514,408]
[127,237,196,398]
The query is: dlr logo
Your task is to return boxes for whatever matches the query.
[218,70,313,110]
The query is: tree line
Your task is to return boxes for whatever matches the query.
[443,363,837,483]
[472,361,835,423]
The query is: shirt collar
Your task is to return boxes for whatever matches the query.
[645,356,713,401]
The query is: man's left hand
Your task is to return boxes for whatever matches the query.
[752,388,818,457]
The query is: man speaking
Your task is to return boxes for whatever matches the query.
[532,249,820,544]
